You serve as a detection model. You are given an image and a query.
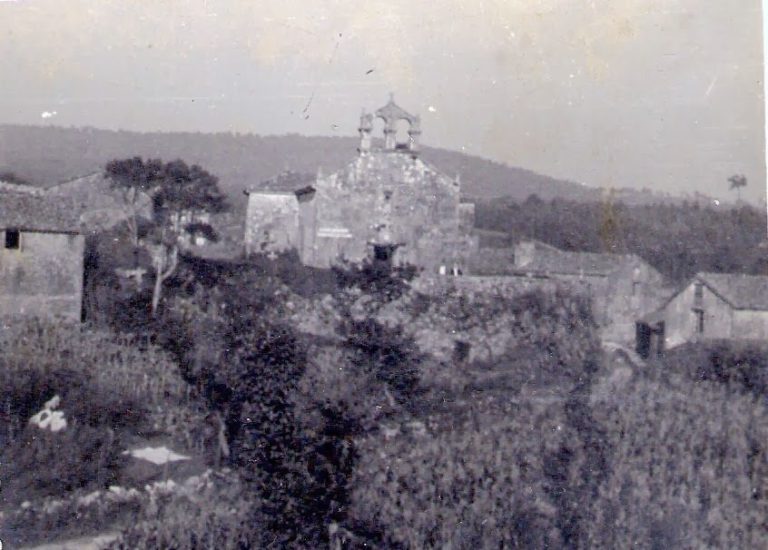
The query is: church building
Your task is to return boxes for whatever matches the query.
[244,98,478,272]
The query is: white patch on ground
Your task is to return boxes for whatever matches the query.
[29,395,67,432]
[124,446,190,465]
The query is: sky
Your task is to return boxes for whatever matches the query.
[0,0,764,203]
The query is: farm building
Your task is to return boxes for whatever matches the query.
[508,240,668,343]
[637,272,768,358]
[0,191,85,320]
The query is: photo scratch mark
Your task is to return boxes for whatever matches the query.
[705,75,718,97]
[302,33,343,118]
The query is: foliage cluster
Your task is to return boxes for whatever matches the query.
[351,398,571,548]
[77,249,768,548]
[401,284,599,391]
[662,340,768,398]
[109,471,257,550]
[346,352,768,548]
[587,370,768,548]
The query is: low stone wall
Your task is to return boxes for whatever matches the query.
[412,273,583,297]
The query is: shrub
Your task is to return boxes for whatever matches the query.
[350,397,572,548]
[663,340,768,398]
[588,371,768,548]
[109,473,257,550]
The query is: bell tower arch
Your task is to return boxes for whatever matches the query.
[367,94,421,154]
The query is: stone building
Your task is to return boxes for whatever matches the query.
[503,240,668,343]
[0,192,85,320]
[637,272,768,357]
[245,98,478,271]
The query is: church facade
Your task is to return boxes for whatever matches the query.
[245,98,478,272]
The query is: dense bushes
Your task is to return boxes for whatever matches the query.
[26,248,768,547]
[109,472,257,550]
[351,398,569,548]
[346,352,768,548]
[588,371,768,548]
[398,284,600,392]
[663,340,768,398]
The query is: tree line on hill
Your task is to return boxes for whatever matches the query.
[0,124,702,209]
[475,194,768,283]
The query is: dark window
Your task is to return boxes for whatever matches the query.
[373,244,392,262]
[4,229,20,250]
[453,340,471,363]
[694,282,704,300]
[632,281,641,296]
[695,309,704,333]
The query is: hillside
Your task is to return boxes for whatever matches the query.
[0,124,691,211]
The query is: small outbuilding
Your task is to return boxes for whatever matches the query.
[511,240,668,343]
[636,272,768,358]
[0,192,85,321]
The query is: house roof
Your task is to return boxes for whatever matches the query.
[246,171,315,195]
[467,247,517,275]
[642,272,768,323]
[0,191,82,233]
[523,249,631,276]
[697,272,768,310]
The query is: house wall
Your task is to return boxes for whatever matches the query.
[297,191,317,263]
[0,230,84,320]
[510,246,667,344]
[600,260,668,343]
[731,309,768,339]
[307,152,477,271]
[244,193,300,255]
[660,282,734,348]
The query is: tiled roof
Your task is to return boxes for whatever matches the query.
[523,249,629,276]
[467,247,517,275]
[0,191,82,233]
[698,272,768,310]
[247,171,315,194]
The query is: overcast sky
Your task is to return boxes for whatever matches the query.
[0,0,764,202]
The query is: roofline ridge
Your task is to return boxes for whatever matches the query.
[47,171,103,189]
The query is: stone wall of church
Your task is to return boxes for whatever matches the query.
[244,192,300,255]
[304,151,476,271]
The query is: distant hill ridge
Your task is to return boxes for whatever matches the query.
[0,124,703,210]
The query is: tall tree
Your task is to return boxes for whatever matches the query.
[105,157,227,315]
[105,157,161,246]
[728,174,748,202]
